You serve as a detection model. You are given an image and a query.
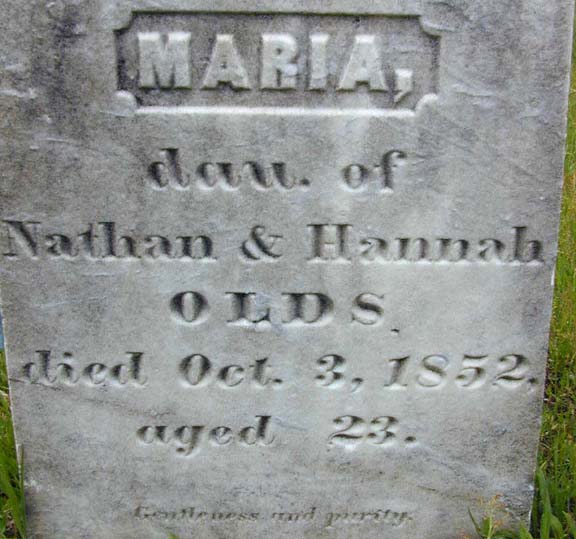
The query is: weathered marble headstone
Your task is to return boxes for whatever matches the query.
[0,1,573,537]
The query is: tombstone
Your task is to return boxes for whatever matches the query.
[0,1,573,538]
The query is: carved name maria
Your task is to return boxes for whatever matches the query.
[115,12,439,109]
[137,31,414,96]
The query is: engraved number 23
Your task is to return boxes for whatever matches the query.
[329,415,398,447]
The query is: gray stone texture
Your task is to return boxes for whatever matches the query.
[0,1,574,538]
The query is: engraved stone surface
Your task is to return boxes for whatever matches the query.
[0,1,574,538]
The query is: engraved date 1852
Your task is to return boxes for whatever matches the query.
[316,353,539,392]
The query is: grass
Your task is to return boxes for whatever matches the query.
[1,43,576,539]
[0,351,24,538]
